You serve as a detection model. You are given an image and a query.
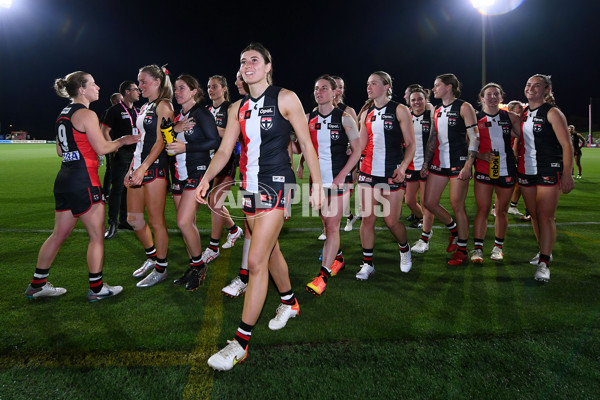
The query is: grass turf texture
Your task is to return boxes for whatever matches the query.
[1,144,599,399]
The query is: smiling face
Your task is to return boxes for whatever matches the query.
[239,49,271,86]
[314,79,335,106]
[366,74,389,100]
[524,76,550,103]
[481,86,503,110]
[137,71,159,99]
[409,91,426,115]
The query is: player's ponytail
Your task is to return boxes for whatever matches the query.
[54,71,90,99]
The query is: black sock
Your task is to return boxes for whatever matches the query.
[155,258,167,273]
[362,248,373,265]
[235,321,254,348]
[31,268,49,289]
[89,271,103,293]
[145,246,158,261]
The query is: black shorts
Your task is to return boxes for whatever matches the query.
[55,186,104,216]
[429,164,462,178]
[241,184,295,218]
[321,175,353,197]
[171,178,186,196]
[474,172,516,188]
[357,172,406,192]
[517,171,561,187]
[142,166,167,185]
[405,169,426,183]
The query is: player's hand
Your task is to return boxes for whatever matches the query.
[560,173,574,194]
[195,179,210,204]
[166,139,186,155]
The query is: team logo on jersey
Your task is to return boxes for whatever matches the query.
[422,124,431,134]
[331,132,340,141]
[61,107,72,114]
[261,117,273,130]
[533,123,542,133]
[215,117,225,127]
[371,116,376,122]
[485,121,492,127]
[244,110,252,120]
[448,118,457,127]
[384,121,393,131]
[144,115,154,125]
[315,123,322,130]
[259,107,275,116]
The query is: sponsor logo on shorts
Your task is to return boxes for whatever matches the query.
[551,163,560,168]
[243,197,252,208]
[272,176,284,182]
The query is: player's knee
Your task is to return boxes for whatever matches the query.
[127,213,146,231]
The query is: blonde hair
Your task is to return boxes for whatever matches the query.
[139,64,173,102]
[54,71,90,99]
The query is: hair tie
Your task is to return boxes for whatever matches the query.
[161,65,170,76]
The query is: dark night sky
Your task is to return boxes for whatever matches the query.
[1,0,599,139]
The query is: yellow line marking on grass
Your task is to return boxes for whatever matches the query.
[557,229,600,244]
[182,249,232,400]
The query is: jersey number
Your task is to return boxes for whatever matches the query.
[57,123,69,152]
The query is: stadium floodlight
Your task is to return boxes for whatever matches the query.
[0,0,13,9]
[470,0,525,86]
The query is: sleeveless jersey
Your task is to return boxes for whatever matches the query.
[208,101,231,129]
[308,107,350,187]
[433,99,468,169]
[475,110,516,176]
[133,100,169,171]
[518,103,562,174]
[360,101,404,177]
[337,102,348,113]
[237,86,295,193]
[54,103,100,192]
[408,110,432,170]
[173,104,221,180]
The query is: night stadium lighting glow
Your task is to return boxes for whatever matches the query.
[0,0,13,9]
[470,0,524,15]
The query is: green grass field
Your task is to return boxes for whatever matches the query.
[1,144,599,399]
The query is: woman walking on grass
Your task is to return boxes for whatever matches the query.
[195,43,323,371]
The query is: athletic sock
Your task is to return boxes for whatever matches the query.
[398,242,410,253]
[420,230,432,243]
[510,201,518,208]
[347,212,354,220]
[539,253,551,267]
[145,246,158,261]
[31,268,49,289]
[446,220,458,237]
[155,258,168,273]
[241,238,251,270]
[494,237,504,249]
[235,321,253,349]
[335,249,344,262]
[457,239,468,255]
[474,238,484,251]
[319,266,331,283]
[190,255,204,270]
[89,271,103,293]
[279,289,296,306]
[239,268,249,284]
[362,248,374,266]
[227,224,239,234]
[209,237,220,252]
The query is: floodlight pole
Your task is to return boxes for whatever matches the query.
[481,14,486,87]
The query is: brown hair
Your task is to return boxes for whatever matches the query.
[208,75,230,102]
[478,82,504,106]
[176,74,205,103]
[240,42,273,85]
[436,73,462,97]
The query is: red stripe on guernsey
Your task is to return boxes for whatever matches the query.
[72,126,101,186]
[238,100,250,188]
[360,109,376,175]
[309,115,319,157]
